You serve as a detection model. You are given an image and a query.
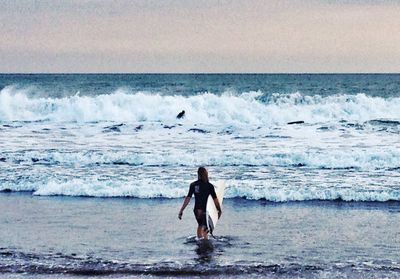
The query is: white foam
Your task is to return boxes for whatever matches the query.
[225,181,400,202]
[1,86,400,125]
[32,178,188,198]
[2,86,400,202]
[3,147,399,170]
[6,178,396,202]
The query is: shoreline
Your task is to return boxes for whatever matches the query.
[2,191,400,208]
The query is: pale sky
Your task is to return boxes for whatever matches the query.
[1,0,400,73]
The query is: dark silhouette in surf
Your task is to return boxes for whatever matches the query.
[176,110,185,119]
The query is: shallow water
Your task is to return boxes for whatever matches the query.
[1,193,400,278]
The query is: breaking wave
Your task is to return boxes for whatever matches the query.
[2,178,400,202]
[1,86,400,125]
[1,148,400,170]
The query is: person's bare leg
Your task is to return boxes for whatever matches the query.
[196,226,209,239]
[201,227,208,240]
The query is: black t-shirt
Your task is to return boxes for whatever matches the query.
[187,180,217,210]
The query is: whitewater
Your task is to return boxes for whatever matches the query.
[0,74,399,202]
[1,85,400,124]
[2,74,400,278]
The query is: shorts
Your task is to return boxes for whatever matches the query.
[193,209,207,228]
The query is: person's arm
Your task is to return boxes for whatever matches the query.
[178,196,191,219]
[179,183,194,219]
[213,197,222,219]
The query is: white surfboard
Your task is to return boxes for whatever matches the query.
[206,180,225,235]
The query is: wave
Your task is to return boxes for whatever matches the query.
[226,182,400,202]
[2,178,400,202]
[1,148,400,170]
[1,86,400,125]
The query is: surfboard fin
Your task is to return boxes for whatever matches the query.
[207,215,214,236]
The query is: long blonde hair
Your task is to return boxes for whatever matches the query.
[197,167,209,183]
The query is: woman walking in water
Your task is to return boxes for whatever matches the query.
[178,167,222,239]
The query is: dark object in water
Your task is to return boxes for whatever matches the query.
[287,121,304,125]
[0,188,12,193]
[188,128,209,134]
[368,119,400,126]
[135,125,143,132]
[163,125,175,129]
[103,123,125,133]
[176,110,185,119]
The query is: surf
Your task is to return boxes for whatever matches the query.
[1,85,400,126]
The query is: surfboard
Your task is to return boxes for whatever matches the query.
[206,180,225,235]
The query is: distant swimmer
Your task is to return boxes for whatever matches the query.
[178,167,222,239]
[176,110,185,119]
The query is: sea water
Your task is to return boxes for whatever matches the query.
[0,74,399,277]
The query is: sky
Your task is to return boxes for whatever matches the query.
[1,0,400,73]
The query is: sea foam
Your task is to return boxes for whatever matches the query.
[2,148,400,170]
[21,178,400,202]
[1,86,400,125]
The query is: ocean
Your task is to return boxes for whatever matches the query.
[0,74,399,278]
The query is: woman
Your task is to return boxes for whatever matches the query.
[178,167,222,239]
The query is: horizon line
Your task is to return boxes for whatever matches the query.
[1,72,400,75]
